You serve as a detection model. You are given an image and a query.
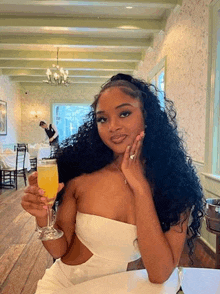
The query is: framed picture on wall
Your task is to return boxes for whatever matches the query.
[0,100,7,135]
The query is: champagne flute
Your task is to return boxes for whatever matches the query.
[37,158,63,241]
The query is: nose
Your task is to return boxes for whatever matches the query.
[108,117,121,132]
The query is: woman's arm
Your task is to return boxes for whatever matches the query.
[133,181,189,284]
[121,134,189,284]
[22,174,77,259]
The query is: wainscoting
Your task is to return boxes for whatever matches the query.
[193,160,218,254]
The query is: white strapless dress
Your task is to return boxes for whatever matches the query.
[35,211,142,294]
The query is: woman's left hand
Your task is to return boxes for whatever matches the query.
[121,131,146,191]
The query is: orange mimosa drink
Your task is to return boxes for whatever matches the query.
[37,158,63,241]
[38,160,58,204]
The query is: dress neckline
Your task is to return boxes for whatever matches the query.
[77,211,136,227]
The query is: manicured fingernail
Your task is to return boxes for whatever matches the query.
[127,145,131,150]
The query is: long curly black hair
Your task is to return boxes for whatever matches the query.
[56,73,205,260]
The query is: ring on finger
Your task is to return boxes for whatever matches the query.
[130,154,135,160]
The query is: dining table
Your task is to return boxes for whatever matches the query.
[28,143,51,159]
[51,267,220,294]
[0,149,31,170]
[52,268,180,294]
[181,267,220,293]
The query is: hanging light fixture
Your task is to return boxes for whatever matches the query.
[43,47,69,86]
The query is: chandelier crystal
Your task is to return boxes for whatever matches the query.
[44,48,69,86]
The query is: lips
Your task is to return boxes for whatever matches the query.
[110,134,127,144]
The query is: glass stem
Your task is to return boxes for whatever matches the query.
[47,205,53,227]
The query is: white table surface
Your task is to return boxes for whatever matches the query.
[181,267,220,294]
[51,267,220,294]
[0,151,31,171]
[37,146,51,159]
[28,144,51,159]
[52,268,180,294]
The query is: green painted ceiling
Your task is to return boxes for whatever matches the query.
[0,0,182,87]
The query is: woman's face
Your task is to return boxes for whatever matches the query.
[95,87,145,156]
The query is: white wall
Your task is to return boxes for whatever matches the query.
[20,84,100,144]
[0,74,22,145]
[136,0,217,252]
[137,0,212,164]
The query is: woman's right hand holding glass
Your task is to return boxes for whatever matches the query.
[21,172,48,220]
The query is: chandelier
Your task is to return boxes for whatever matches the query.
[44,48,69,86]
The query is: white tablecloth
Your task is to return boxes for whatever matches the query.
[181,267,220,294]
[52,268,180,294]
[51,267,220,294]
[28,146,38,157]
[0,151,31,171]
[28,144,51,159]
[37,146,51,159]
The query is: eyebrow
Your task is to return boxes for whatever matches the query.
[96,103,134,115]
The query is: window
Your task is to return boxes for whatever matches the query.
[204,0,220,176]
[212,34,220,175]
[201,0,220,254]
[148,57,166,109]
[52,103,91,143]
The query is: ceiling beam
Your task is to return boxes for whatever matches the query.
[10,75,112,82]
[0,44,143,52]
[18,82,104,89]
[3,68,133,76]
[0,35,152,47]
[0,60,137,69]
[0,17,163,31]
[0,50,142,61]
[0,0,181,8]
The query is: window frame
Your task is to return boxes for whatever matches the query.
[147,56,167,109]
[51,102,91,142]
[204,0,220,176]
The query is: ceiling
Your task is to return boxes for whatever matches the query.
[0,0,181,88]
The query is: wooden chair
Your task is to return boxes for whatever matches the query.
[14,143,28,151]
[0,145,27,190]
[15,143,37,171]
[30,157,37,170]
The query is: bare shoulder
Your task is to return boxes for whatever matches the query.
[63,177,77,196]
[59,170,107,202]
[73,167,112,198]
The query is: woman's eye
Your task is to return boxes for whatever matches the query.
[120,111,131,118]
[96,117,107,123]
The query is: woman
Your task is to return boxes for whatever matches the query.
[21,73,204,293]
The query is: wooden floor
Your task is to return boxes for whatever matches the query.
[0,173,215,294]
[0,175,53,294]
